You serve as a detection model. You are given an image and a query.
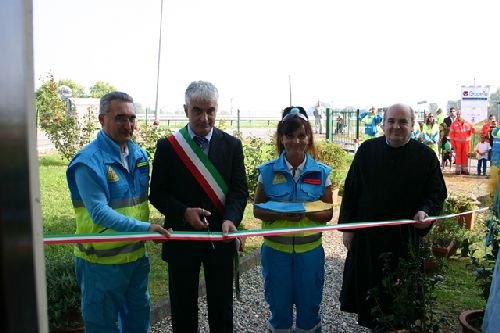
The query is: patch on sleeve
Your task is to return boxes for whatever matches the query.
[303,171,321,185]
[136,161,149,173]
[106,166,120,182]
[272,173,287,184]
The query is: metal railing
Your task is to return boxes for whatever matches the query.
[324,108,426,152]
[135,113,281,127]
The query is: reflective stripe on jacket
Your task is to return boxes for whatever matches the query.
[67,130,150,264]
[449,120,474,144]
[258,152,331,254]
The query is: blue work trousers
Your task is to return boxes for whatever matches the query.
[261,244,325,333]
[75,256,151,333]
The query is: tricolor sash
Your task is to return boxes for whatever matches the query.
[167,127,228,212]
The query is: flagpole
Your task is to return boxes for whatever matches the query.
[289,74,292,106]
[154,0,164,121]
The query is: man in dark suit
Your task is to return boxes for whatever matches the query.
[443,107,458,128]
[149,80,248,333]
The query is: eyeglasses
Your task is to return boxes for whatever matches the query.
[113,115,136,124]
[282,107,308,122]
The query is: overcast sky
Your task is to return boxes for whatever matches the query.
[34,0,500,115]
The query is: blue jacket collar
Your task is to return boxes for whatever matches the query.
[96,130,140,164]
[273,151,321,175]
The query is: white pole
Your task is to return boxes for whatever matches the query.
[154,0,164,121]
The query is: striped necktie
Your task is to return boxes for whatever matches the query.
[193,135,209,154]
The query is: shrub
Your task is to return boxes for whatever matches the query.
[443,192,480,214]
[36,73,97,160]
[426,192,481,248]
[315,141,353,191]
[45,245,82,331]
[241,135,274,200]
[133,121,172,160]
[368,244,444,332]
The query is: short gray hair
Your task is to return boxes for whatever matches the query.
[184,81,218,105]
[99,91,134,115]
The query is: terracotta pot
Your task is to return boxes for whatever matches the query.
[457,211,476,230]
[458,309,483,333]
[432,240,457,258]
[423,257,441,273]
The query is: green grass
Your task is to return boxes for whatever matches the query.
[433,255,487,330]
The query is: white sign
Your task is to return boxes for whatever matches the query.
[460,85,490,124]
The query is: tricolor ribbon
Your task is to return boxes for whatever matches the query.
[43,207,489,245]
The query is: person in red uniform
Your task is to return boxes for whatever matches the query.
[481,114,496,137]
[449,112,475,175]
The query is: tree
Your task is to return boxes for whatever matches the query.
[429,103,439,114]
[57,79,86,97]
[36,73,96,160]
[89,81,116,98]
[489,87,500,117]
[447,100,461,110]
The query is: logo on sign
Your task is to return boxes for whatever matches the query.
[462,89,488,99]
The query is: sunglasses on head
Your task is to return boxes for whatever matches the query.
[282,107,308,122]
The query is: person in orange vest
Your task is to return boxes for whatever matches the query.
[448,111,475,175]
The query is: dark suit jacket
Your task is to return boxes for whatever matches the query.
[149,126,248,234]
[443,116,456,128]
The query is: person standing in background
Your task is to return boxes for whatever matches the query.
[422,113,439,154]
[475,134,491,176]
[449,112,475,175]
[359,106,383,140]
[443,107,458,128]
[436,108,445,127]
[313,104,323,134]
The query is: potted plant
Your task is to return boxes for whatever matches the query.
[45,245,83,332]
[425,218,459,258]
[443,192,480,230]
[426,193,481,257]
[368,244,445,332]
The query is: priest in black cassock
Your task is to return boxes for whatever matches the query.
[338,103,447,330]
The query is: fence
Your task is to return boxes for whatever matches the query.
[137,109,427,152]
[135,113,281,127]
[324,108,426,151]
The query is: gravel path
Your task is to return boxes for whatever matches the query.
[151,224,369,333]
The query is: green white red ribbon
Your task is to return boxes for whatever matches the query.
[43,207,488,245]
